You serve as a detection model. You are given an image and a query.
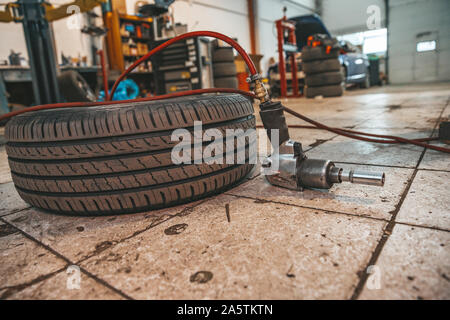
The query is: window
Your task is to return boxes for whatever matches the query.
[416,40,436,52]
[337,28,387,55]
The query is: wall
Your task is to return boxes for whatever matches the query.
[1,22,28,64]
[256,0,316,73]
[321,0,450,84]
[0,1,99,65]
[0,0,316,73]
[126,0,317,74]
[321,0,386,35]
[52,11,100,66]
[388,0,450,83]
[164,0,251,52]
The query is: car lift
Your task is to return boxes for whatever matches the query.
[0,0,106,105]
[275,9,300,98]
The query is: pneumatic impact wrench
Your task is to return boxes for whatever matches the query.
[250,75,385,191]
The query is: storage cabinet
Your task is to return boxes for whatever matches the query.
[103,11,154,71]
[151,38,214,95]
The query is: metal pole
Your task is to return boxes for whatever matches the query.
[384,0,389,85]
[20,0,60,104]
[97,49,109,100]
[247,0,256,54]
[288,24,299,97]
[276,19,287,98]
[0,74,9,114]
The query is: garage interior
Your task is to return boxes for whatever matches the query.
[0,0,449,300]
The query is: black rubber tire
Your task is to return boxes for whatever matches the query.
[214,77,238,89]
[58,70,96,102]
[304,84,343,98]
[212,47,234,62]
[5,94,256,216]
[302,58,341,74]
[301,46,339,62]
[213,62,237,77]
[305,71,343,87]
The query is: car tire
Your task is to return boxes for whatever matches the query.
[5,93,256,216]
[304,84,343,98]
[305,71,343,86]
[302,58,341,74]
[213,62,237,77]
[214,76,238,89]
[212,47,235,62]
[301,46,339,62]
[58,70,96,102]
[360,69,371,88]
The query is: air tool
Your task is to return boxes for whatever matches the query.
[251,75,385,191]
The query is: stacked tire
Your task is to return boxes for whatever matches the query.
[212,46,238,89]
[302,44,344,98]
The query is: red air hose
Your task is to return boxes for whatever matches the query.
[255,124,438,144]
[281,106,448,151]
[97,50,109,101]
[0,30,448,153]
[109,31,257,99]
[0,88,255,120]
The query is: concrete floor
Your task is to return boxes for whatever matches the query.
[0,83,449,300]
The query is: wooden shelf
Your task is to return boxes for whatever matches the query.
[104,10,154,72]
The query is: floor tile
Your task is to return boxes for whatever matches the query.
[80,195,386,299]
[3,201,202,263]
[6,269,124,300]
[227,164,413,220]
[0,146,12,184]
[0,221,67,298]
[0,182,30,217]
[396,170,450,230]
[256,128,337,157]
[358,98,445,129]
[359,224,450,300]
[305,128,429,167]
[419,142,450,171]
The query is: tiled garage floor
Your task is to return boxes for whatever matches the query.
[0,83,449,300]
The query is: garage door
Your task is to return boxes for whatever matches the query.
[413,31,438,82]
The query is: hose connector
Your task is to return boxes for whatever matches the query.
[247,74,270,103]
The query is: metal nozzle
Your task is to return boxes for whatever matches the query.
[339,169,385,186]
[248,74,270,103]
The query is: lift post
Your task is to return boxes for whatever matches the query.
[275,14,300,98]
[0,0,106,105]
[20,0,61,105]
